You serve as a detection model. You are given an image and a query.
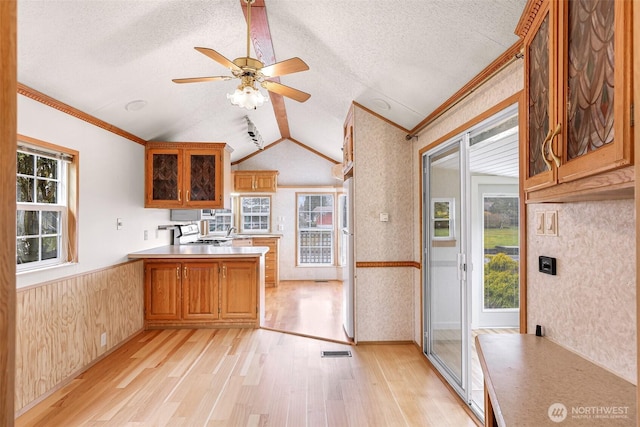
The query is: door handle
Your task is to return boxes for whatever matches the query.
[457,253,466,282]
[548,123,562,167]
[540,128,553,170]
[222,265,227,278]
[183,266,188,278]
[176,267,180,280]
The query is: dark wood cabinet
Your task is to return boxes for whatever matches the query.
[145,142,231,208]
[518,0,633,202]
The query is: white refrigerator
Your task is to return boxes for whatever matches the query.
[341,177,354,339]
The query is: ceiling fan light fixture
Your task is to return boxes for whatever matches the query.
[227,84,268,110]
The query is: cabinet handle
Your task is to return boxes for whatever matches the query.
[540,128,553,170]
[183,266,188,278]
[548,123,562,168]
[176,267,180,280]
[222,265,227,278]
[186,190,190,202]
[178,190,181,202]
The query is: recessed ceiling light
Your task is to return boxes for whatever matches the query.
[371,98,390,111]
[125,100,147,112]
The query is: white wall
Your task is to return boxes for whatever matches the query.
[234,139,338,186]
[234,138,343,281]
[17,95,173,288]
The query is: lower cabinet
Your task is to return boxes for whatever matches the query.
[144,258,258,327]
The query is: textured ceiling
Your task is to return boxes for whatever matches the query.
[17,0,526,163]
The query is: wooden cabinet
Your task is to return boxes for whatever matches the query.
[220,260,257,320]
[182,261,219,321]
[233,170,278,192]
[343,106,354,178]
[518,0,634,202]
[145,142,231,208]
[252,237,279,288]
[145,261,182,321]
[144,258,258,327]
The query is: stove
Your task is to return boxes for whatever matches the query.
[172,224,232,246]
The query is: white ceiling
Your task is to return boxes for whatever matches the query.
[17,0,526,163]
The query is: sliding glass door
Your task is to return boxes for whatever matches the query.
[423,104,520,418]
[424,138,466,391]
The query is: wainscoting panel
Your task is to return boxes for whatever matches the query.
[15,260,144,413]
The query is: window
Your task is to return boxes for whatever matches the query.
[16,137,77,271]
[431,198,454,240]
[240,196,271,232]
[206,209,234,234]
[297,194,334,265]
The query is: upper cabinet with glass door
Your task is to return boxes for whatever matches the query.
[145,142,231,209]
[518,0,633,202]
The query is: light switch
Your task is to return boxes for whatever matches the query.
[535,211,545,235]
[545,211,558,236]
[379,212,389,222]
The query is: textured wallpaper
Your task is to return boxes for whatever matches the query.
[353,106,415,342]
[527,199,636,383]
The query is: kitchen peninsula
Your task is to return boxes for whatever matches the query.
[128,245,269,329]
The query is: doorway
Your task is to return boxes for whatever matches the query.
[423,104,520,418]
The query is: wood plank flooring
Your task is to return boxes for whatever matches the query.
[16,328,479,426]
[264,280,350,343]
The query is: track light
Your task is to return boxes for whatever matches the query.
[245,116,264,150]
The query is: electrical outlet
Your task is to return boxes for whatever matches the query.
[100,332,107,347]
[144,230,148,240]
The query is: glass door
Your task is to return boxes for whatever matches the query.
[424,139,467,392]
[423,103,520,420]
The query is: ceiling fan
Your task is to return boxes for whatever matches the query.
[172,0,310,109]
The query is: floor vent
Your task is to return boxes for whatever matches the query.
[321,350,352,358]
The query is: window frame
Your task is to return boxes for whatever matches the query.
[239,195,271,233]
[296,193,335,266]
[431,197,455,240]
[16,135,78,272]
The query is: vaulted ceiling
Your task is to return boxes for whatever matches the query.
[17,0,526,163]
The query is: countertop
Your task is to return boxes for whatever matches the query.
[128,245,269,259]
[476,334,636,426]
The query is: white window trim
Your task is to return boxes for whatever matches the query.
[240,196,271,233]
[431,197,455,240]
[296,193,335,266]
[16,136,78,273]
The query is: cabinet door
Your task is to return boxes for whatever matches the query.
[254,173,277,192]
[234,173,256,192]
[523,1,555,191]
[182,262,219,320]
[184,149,222,207]
[220,260,257,320]
[343,108,354,177]
[556,0,632,182]
[252,237,278,287]
[145,262,181,320]
[146,149,183,207]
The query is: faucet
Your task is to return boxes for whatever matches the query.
[226,226,237,237]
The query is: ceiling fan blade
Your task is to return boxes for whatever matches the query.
[194,47,242,72]
[172,76,232,84]
[261,57,309,77]
[262,80,311,102]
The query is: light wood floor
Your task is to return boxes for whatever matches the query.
[264,280,350,343]
[17,328,479,426]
